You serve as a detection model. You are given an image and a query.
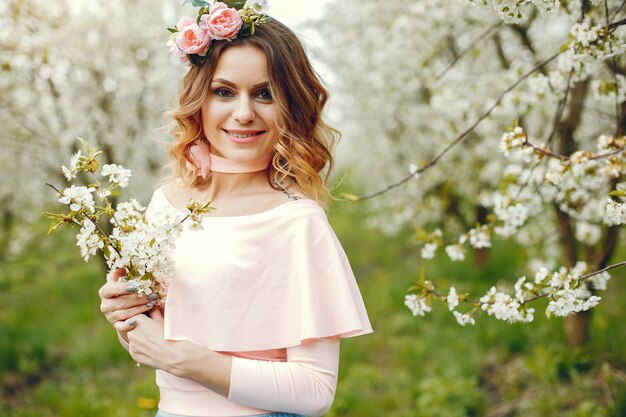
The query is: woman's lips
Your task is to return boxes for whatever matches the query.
[223,129,266,144]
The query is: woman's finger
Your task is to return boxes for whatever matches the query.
[106,267,127,282]
[149,307,164,323]
[98,280,138,300]
[114,318,138,333]
[107,303,154,323]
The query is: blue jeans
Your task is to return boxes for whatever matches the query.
[155,411,307,417]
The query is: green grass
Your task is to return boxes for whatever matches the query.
[326,197,626,417]
[0,223,159,417]
[1,201,625,416]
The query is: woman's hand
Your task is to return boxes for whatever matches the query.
[128,309,233,396]
[126,308,177,370]
[98,268,158,342]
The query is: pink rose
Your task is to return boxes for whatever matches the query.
[175,23,211,56]
[200,2,243,41]
[167,38,190,66]
[175,16,197,31]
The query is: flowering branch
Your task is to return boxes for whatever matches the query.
[436,21,504,81]
[405,260,624,326]
[355,9,625,202]
[355,51,560,201]
[46,138,215,303]
[522,140,626,162]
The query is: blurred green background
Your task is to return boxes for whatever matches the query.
[2,0,626,416]
[1,194,625,417]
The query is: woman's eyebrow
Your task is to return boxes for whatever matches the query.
[212,78,269,89]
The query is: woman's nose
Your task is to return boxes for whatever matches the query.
[233,96,255,124]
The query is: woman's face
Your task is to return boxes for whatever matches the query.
[201,44,279,165]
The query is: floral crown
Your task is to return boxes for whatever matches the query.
[167,0,270,67]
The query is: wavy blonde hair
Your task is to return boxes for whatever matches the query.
[166,19,339,207]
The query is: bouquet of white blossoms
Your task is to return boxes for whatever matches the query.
[46,138,213,304]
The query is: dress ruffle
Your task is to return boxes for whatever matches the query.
[147,187,372,352]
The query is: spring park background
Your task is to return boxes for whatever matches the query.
[2,0,626,416]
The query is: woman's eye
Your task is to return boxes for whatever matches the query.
[214,88,233,98]
[256,89,272,101]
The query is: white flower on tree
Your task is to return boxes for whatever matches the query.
[102,164,132,188]
[404,294,432,317]
[58,185,96,213]
[605,200,626,226]
[76,220,103,261]
[453,311,476,326]
[421,242,438,259]
[445,245,466,262]
[0,0,178,257]
[446,287,460,311]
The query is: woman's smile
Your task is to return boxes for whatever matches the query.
[223,128,267,144]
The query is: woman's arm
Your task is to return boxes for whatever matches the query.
[228,338,339,416]
[126,313,339,416]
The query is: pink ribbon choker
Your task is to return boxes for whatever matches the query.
[189,140,272,177]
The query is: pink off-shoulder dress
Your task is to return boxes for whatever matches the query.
[121,187,373,416]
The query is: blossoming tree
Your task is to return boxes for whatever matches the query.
[314,0,626,345]
[0,0,180,257]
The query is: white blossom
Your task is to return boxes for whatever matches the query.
[479,286,535,323]
[102,163,132,188]
[468,225,492,248]
[514,276,534,303]
[245,0,270,13]
[570,18,599,48]
[589,271,611,291]
[421,242,438,259]
[107,208,183,289]
[547,288,601,317]
[575,222,601,245]
[596,135,612,150]
[112,199,147,229]
[605,200,626,226]
[500,129,525,156]
[61,151,82,181]
[404,294,432,317]
[446,287,460,311]
[534,267,550,284]
[453,311,476,326]
[445,244,465,262]
[493,193,529,236]
[58,185,96,213]
[75,220,103,261]
[97,189,112,199]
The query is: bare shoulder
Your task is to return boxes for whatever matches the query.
[161,179,204,211]
[271,178,307,202]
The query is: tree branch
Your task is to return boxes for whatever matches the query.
[357,52,560,201]
[436,22,504,80]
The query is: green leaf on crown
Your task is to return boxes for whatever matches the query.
[188,53,209,67]
[184,0,212,7]
[239,22,253,37]
[223,0,247,10]
[167,27,178,33]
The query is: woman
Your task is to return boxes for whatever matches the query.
[98,4,372,417]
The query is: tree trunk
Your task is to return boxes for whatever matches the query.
[0,203,14,260]
[556,79,590,346]
[474,205,489,268]
[564,310,591,346]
